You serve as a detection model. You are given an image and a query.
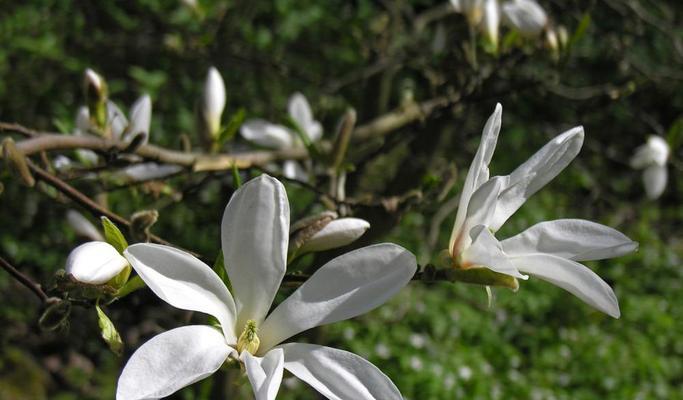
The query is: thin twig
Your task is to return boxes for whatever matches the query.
[0,255,49,303]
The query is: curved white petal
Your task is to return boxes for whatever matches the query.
[299,218,371,254]
[461,225,526,279]
[259,244,416,351]
[126,94,152,145]
[222,175,289,329]
[288,93,314,131]
[240,119,295,148]
[281,343,402,400]
[305,120,323,142]
[107,101,128,141]
[450,103,502,254]
[452,177,503,255]
[241,349,285,400]
[510,253,620,318]
[501,219,638,261]
[643,164,667,200]
[501,0,547,36]
[66,210,104,242]
[202,67,226,137]
[631,135,669,168]
[282,160,308,181]
[124,243,237,343]
[85,68,104,93]
[117,325,232,400]
[118,163,183,182]
[66,241,129,285]
[482,0,500,48]
[489,126,584,231]
[74,106,91,135]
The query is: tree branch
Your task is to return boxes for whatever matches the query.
[0,255,49,303]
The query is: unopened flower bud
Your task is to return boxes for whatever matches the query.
[66,241,129,285]
[201,67,226,140]
[84,68,108,129]
[130,209,159,243]
[298,217,371,254]
[482,0,500,51]
[545,28,559,60]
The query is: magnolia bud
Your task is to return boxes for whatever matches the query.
[130,210,159,243]
[545,28,559,60]
[557,25,569,50]
[298,218,371,254]
[202,67,226,140]
[84,68,108,130]
[502,0,547,36]
[65,241,129,285]
[125,94,152,145]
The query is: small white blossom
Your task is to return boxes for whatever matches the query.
[201,67,226,139]
[630,135,669,199]
[298,218,370,254]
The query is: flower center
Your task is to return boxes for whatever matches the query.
[236,320,260,354]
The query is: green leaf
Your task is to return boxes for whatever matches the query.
[216,108,246,148]
[568,13,591,50]
[96,303,124,356]
[108,264,131,290]
[115,275,146,298]
[100,216,128,254]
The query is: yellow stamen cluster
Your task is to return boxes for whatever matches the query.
[236,320,260,354]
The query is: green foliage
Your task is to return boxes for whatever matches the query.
[96,304,124,356]
[100,217,128,254]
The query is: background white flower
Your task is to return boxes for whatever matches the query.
[201,66,226,139]
[240,93,322,180]
[630,135,669,200]
[117,175,416,400]
[448,104,637,317]
[501,0,547,36]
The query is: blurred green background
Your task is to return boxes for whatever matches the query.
[1,1,682,399]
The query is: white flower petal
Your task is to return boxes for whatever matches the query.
[299,218,371,254]
[489,126,584,231]
[461,225,526,279]
[107,101,128,141]
[126,94,152,145]
[501,0,547,36]
[222,175,289,328]
[66,241,129,285]
[450,103,502,254]
[66,210,104,242]
[117,325,232,400]
[259,244,416,351]
[305,120,323,142]
[74,106,91,135]
[124,243,237,343]
[85,68,104,93]
[501,219,638,261]
[288,93,314,131]
[202,67,226,137]
[482,0,500,48]
[510,253,620,318]
[282,160,308,181]
[118,163,183,182]
[241,349,285,400]
[281,343,402,400]
[643,164,667,200]
[240,119,295,148]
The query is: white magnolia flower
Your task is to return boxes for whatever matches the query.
[449,104,637,318]
[240,93,322,180]
[66,210,104,242]
[201,66,226,139]
[298,217,371,254]
[501,0,547,36]
[66,241,129,285]
[117,175,416,400]
[630,135,669,200]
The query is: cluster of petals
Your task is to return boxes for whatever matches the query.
[450,0,548,48]
[116,175,416,399]
[449,104,637,318]
[240,93,322,179]
[630,135,669,199]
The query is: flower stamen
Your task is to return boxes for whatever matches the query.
[236,320,260,354]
